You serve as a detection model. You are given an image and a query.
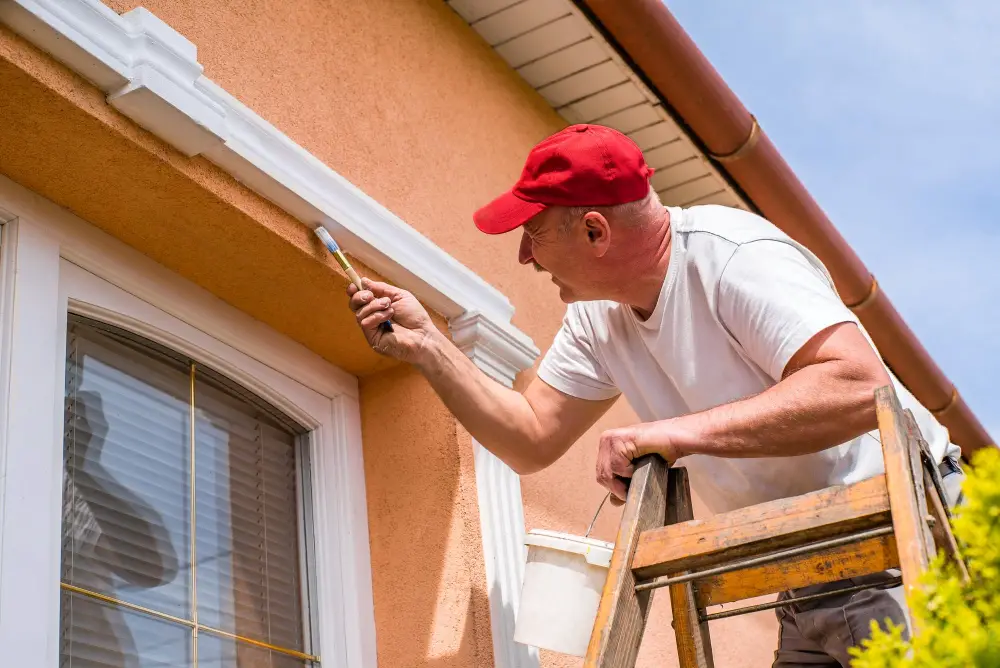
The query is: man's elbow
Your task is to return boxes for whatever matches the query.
[507,442,563,476]
[509,453,556,476]
[509,459,544,476]
[840,360,891,424]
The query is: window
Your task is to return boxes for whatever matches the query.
[60,316,317,666]
[0,178,374,668]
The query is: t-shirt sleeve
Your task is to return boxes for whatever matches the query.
[537,306,621,401]
[718,239,860,382]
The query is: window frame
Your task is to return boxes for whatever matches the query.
[0,176,376,667]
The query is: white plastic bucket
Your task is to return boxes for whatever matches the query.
[513,529,614,657]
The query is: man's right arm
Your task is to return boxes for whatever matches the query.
[350,278,615,474]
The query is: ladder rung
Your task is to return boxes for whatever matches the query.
[635,525,894,593]
[696,531,900,607]
[631,474,891,579]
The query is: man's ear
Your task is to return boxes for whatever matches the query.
[582,212,611,257]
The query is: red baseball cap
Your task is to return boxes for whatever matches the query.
[473,124,654,235]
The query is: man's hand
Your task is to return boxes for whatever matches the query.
[596,423,681,504]
[348,278,438,363]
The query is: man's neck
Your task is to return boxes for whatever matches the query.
[624,207,672,320]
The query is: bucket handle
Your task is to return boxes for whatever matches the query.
[584,491,612,538]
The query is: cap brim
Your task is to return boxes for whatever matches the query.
[473,190,548,235]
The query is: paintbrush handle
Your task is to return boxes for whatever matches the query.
[344,266,364,292]
[315,226,393,332]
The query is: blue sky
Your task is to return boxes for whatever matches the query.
[666,1,999,443]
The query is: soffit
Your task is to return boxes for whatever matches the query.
[447,0,750,210]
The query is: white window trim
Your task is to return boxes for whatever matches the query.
[0,177,376,667]
[0,2,544,664]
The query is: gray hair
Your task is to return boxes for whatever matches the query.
[560,187,662,234]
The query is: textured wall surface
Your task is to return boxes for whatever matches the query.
[0,0,780,664]
[360,364,495,668]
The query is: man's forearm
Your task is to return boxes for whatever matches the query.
[414,330,548,472]
[640,360,887,459]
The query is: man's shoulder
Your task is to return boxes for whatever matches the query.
[675,205,794,247]
[676,205,835,289]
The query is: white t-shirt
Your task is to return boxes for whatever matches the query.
[538,205,959,514]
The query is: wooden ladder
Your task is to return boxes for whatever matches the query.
[584,385,968,667]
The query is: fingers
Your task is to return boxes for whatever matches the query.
[596,430,639,503]
[356,293,393,330]
[610,453,635,479]
[356,296,393,321]
[349,278,403,311]
[360,307,394,330]
[607,475,629,503]
[349,289,370,311]
[596,455,627,503]
[362,278,402,299]
[349,289,387,317]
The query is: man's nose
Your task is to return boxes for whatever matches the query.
[518,231,533,265]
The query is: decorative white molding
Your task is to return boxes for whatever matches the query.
[472,440,539,668]
[451,310,539,389]
[107,8,228,156]
[460,333,539,668]
[0,0,130,90]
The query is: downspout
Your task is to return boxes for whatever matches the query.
[574,0,992,455]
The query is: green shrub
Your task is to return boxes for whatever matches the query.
[849,447,1000,667]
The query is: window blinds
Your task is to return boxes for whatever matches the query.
[61,316,313,667]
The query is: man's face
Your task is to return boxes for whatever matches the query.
[517,208,598,303]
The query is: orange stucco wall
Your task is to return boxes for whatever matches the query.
[360,364,495,668]
[0,0,779,665]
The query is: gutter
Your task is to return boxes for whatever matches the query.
[574,0,992,455]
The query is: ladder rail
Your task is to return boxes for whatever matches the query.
[583,455,668,667]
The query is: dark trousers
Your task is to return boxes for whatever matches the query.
[772,458,965,667]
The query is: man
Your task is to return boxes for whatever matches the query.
[347,124,964,666]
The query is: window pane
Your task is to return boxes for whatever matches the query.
[63,321,191,619]
[198,632,312,668]
[195,376,305,652]
[60,590,192,668]
[61,316,315,664]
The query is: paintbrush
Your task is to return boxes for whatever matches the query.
[314,226,393,332]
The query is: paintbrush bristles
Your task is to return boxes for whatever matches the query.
[314,225,340,253]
